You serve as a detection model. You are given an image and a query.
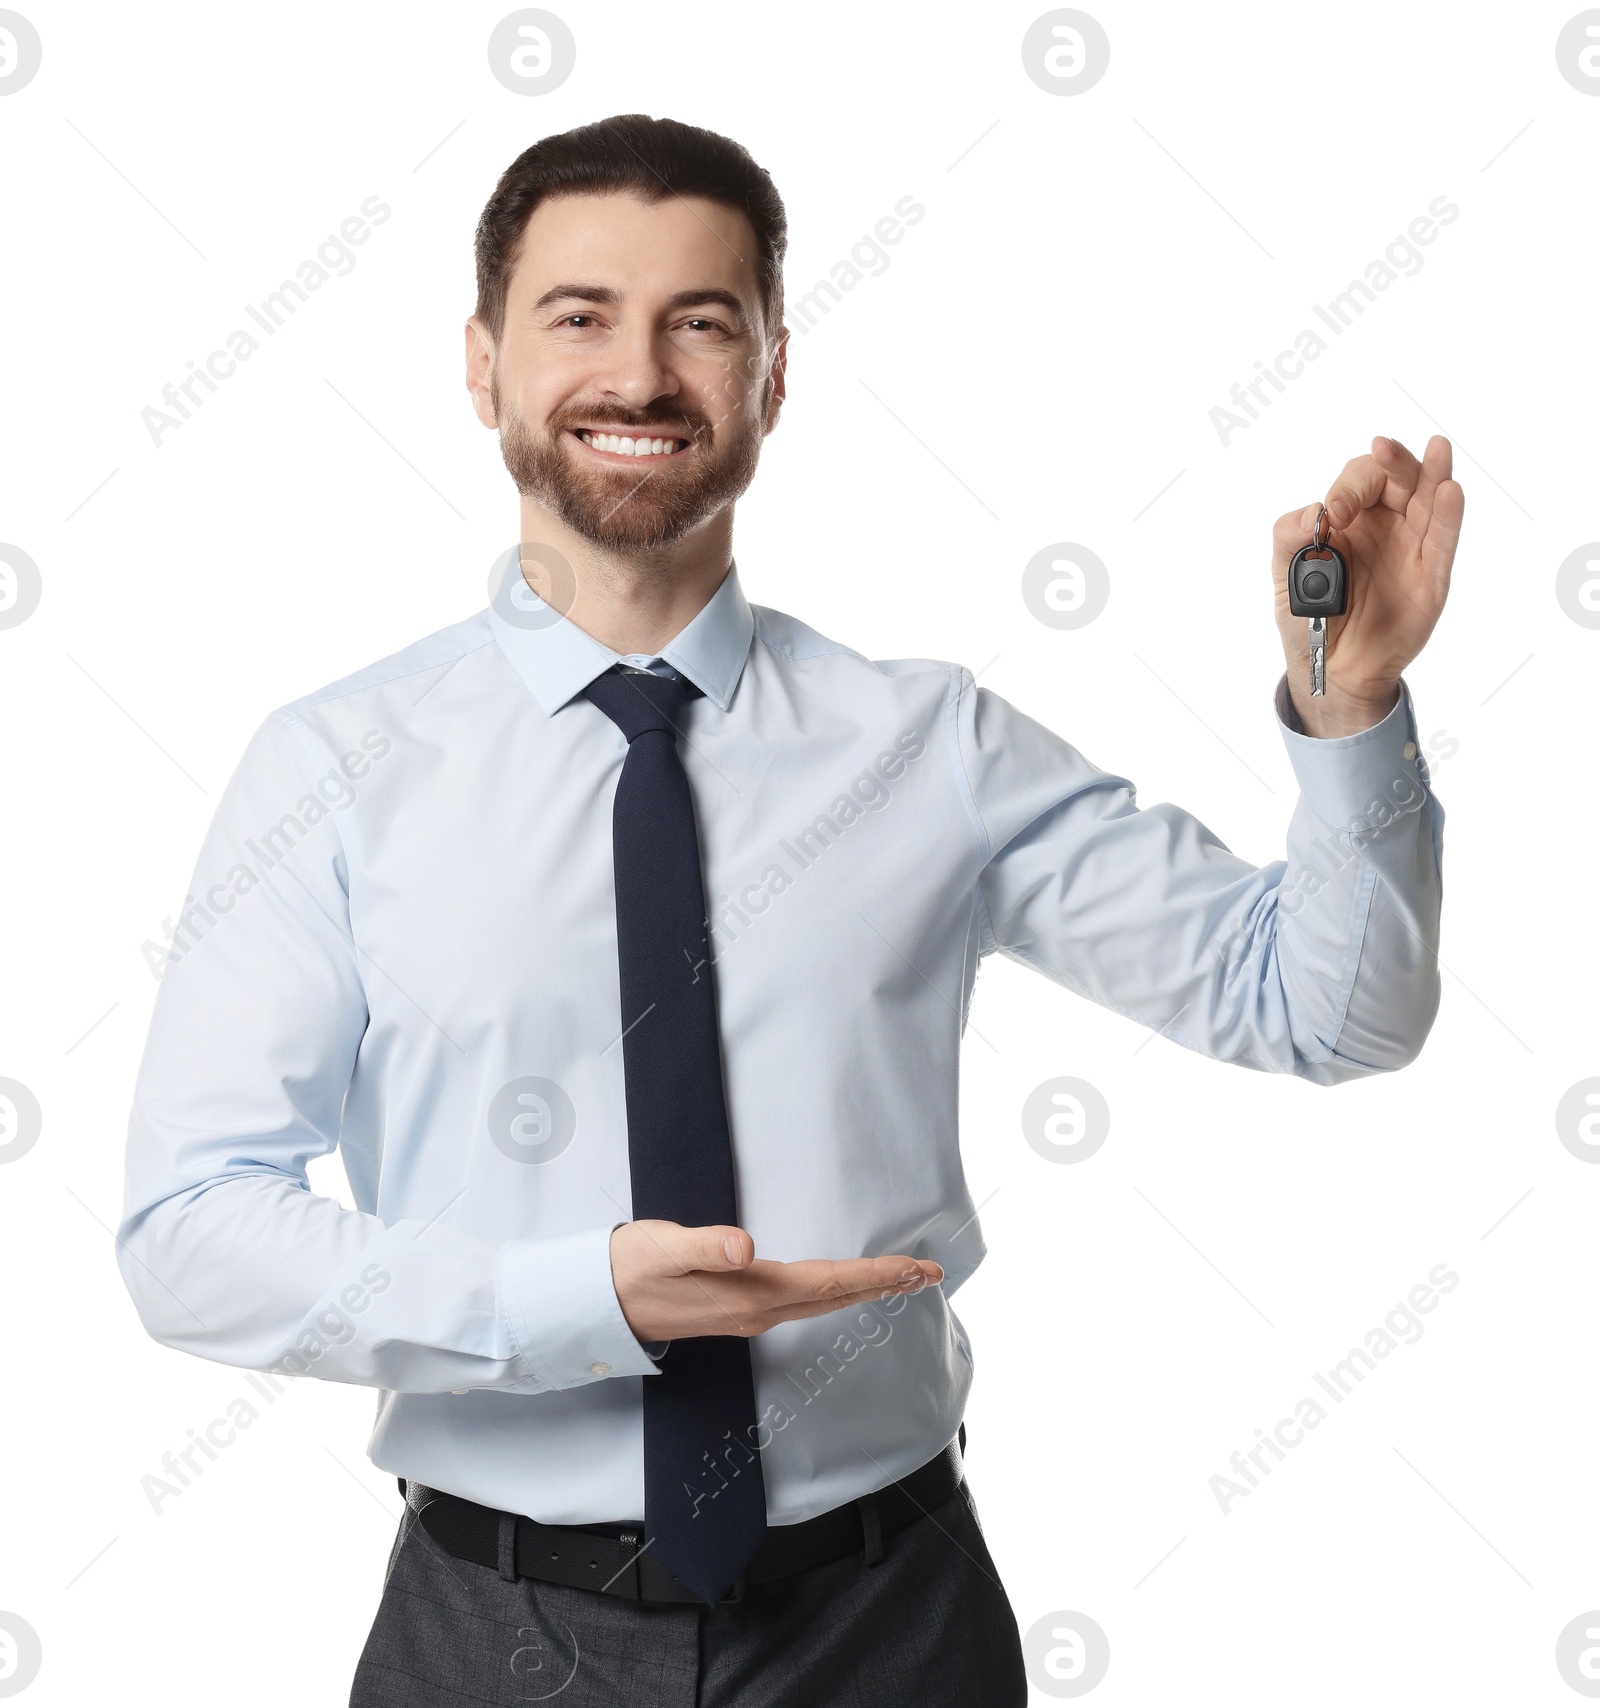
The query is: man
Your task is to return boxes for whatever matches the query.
[118,114,1460,1706]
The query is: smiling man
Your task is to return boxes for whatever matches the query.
[120,115,1460,1707]
[486,193,769,552]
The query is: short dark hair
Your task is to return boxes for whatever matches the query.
[473,113,787,346]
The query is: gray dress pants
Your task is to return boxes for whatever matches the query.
[348,1477,1028,1706]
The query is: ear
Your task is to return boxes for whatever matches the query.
[763,329,789,434]
[464,317,499,429]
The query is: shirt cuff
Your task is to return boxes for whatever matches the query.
[1272,671,1430,829]
[498,1222,663,1388]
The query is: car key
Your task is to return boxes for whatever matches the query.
[1287,505,1348,697]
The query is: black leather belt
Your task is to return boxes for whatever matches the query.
[400,1421,966,1605]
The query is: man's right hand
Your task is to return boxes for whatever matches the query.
[609,1219,944,1344]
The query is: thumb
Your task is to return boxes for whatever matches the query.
[688,1224,753,1271]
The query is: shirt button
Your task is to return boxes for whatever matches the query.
[1403,741,1416,759]
[591,1361,611,1376]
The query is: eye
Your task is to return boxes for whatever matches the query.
[682,317,728,334]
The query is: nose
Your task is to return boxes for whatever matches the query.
[592,322,681,415]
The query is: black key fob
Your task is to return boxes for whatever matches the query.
[1288,544,1348,618]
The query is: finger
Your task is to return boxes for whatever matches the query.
[1372,433,1424,506]
[1408,434,1454,532]
[1323,453,1392,528]
[773,1254,944,1303]
[1419,476,1465,590]
[633,1220,754,1274]
[1272,506,1314,569]
[776,1284,941,1326]
[696,1224,754,1269]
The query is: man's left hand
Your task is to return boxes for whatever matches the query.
[1273,434,1464,738]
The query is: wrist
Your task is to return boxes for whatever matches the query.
[1285,675,1400,738]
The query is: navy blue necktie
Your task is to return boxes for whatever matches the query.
[583,663,767,1607]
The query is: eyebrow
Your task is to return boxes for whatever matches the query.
[531,283,751,327]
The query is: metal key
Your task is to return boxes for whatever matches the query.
[1287,505,1348,697]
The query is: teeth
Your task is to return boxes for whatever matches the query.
[578,431,682,457]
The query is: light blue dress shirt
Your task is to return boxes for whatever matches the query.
[119,556,1443,1527]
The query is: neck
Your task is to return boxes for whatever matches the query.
[516,496,734,657]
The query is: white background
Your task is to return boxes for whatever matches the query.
[1,1,1596,1702]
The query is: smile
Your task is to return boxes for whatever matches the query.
[571,429,690,460]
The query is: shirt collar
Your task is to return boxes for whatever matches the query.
[487,551,754,716]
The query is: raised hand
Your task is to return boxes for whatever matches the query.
[1272,434,1464,737]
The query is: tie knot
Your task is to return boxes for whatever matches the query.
[583,664,702,743]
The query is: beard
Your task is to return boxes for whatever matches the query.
[493,376,767,554]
